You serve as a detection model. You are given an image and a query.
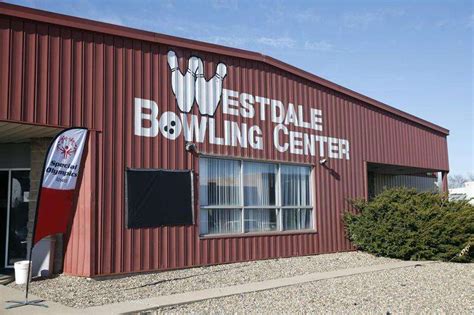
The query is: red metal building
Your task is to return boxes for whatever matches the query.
[0,3,449,277]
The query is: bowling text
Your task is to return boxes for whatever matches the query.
[134,89,350,160]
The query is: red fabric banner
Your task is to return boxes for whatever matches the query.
[33,188,75,244]
[33,128,88,245]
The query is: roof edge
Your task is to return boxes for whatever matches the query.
[0,2,449,136]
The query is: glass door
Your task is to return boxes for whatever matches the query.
[0,171,8,270]
[2,169,30,268]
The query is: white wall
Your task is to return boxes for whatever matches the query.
[449,181,474,205]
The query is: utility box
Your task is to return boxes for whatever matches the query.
[32,236,56,278]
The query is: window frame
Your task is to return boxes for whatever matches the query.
[199,156,315,236]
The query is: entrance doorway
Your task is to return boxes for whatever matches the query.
[0,169,30,271]
[0,122,61,276]
[366,162,440,200]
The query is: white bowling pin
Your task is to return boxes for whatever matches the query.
[195,59,227,116]
[167,51,200,113]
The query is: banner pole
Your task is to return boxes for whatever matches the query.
[24,238,33,302]
[24,153,45,303]
[4,241,46,309]
[24,174,46,303]
[4,199,47,309]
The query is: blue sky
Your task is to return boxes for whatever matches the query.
[9,0,473,175]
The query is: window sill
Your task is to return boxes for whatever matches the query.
[199,229,317,240]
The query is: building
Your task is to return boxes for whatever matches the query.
[449,182,474,205]
[0,3,449,277]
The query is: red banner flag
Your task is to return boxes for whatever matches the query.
[33,128,89,245]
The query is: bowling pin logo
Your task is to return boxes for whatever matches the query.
[167,51,200,113]
[167,50,227,117]
[194,59,227,116]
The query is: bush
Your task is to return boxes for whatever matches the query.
[344,187,474,262]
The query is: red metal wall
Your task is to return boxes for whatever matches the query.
[0,5,449,277]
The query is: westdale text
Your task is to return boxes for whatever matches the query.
[134,89,350,160]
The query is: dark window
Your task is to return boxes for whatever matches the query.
[126,169,194,228]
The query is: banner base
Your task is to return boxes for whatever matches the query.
[5,299,48,309]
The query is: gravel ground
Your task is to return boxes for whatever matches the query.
[7,251,395,308]
[151,262,474,314]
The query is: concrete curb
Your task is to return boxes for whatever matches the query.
[83,260,435,314]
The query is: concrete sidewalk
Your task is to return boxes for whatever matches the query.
[1,260,434,315]
[87,260,434,314]
[0,285,79,315]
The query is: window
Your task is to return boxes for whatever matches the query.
[199,159,241,234]
[199,157,313,235]
[281,165,313,230]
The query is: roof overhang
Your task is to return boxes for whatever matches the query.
[0,121,61,143]
[367,162,444,175]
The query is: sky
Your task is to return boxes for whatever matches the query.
[8,0,474,175]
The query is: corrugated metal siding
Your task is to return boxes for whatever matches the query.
[63,134,94,276]
[0,12,449,277]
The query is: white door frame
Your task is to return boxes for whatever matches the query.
[0,168,30,268]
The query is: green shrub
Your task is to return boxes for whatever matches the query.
[344,187,474,262]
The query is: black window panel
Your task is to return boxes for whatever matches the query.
[126,169,194,228]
